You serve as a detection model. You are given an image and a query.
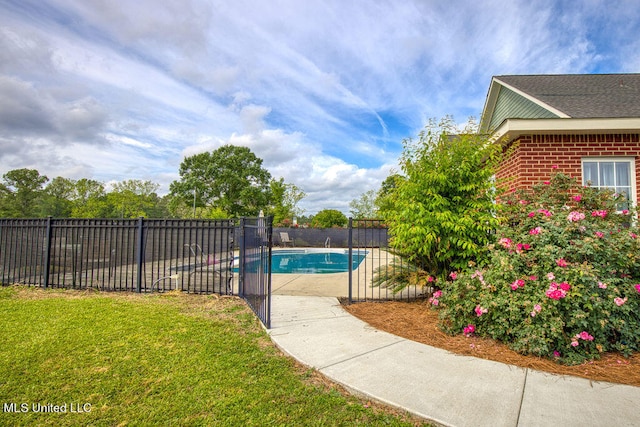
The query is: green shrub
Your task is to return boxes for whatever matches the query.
[382,117,501,281]
[437,173,640,365]
[311,209,348,228]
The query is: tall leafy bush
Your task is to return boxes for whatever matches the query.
[382,117,501,279]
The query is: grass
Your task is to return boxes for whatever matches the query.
[0,286,427,426]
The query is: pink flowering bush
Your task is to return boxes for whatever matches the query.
[437,173,640,365]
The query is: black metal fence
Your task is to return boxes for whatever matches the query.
[1,216,427,325]
[0,218,235,295]
[238,216,272,328]
[348,219,429,303]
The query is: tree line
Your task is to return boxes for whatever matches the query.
[0,145,397,227]
[0,145,305,221]
[0,144,390,226]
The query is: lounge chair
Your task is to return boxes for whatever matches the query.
[280,232,294,247]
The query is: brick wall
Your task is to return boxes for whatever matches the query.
[496,134,640,200]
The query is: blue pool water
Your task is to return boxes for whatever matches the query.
[273,249,368,274]
[238,249,368,274]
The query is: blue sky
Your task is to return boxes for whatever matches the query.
[1,0,639,215]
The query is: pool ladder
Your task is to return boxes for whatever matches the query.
[324,237,331,248]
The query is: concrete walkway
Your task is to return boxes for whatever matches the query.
[268,295,640,427]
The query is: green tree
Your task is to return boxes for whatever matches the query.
[70,179,110,218]
[382,117,501,279]
[375,174,404,214]
[311,209,348,228]
[40,176,76,217]
[169,145,272,218]
[349,189,377,219]
[269,177,306,225]
[166,193,230,219]
[106,180,162,218]
[0,168,49,217]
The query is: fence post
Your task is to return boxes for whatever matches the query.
[136,217,144,293]
[348,217,353,304]
[238,218,245,297]
[43,216,53,289]
[265,215,273,329]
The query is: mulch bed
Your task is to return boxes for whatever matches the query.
[342,300,640,387]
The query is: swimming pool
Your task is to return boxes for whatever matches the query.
[238,249,369,274]
[274,249,368,274]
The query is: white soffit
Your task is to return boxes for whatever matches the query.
[491,118,640,143]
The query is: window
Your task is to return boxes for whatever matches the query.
[582,158,635,210]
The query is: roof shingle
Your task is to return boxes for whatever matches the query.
[495,74,640,118]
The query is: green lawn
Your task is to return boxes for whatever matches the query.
[0,286,427,426]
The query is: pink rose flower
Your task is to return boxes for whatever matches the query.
[428,290,442,306]
[463,324,476,336]
[530,303,542,317]
[546,289,563,300]
[546,282,569,300]
[449,272,457,280]
[572,194,582,202]
[474,305,488,317]
[556,258,568,267]
[595,231,604,238]
[510,279,525,290]
[598,282,607,289]
[427,276,435,283]
[529,227,541,235]
[499,238,512,248]
[635,284,640,293]
[614,297,627,306]
[547,272,555,280]
[571,340,579,347]
[578,331,594,341]
[471,270,486,286]
[567,211,585,222]
[622,209,629,215]
[528,212,536,218]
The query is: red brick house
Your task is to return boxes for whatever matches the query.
[479,74,640,208]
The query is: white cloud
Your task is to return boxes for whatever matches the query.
[0,0,638,215]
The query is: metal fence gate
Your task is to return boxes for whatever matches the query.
[238,216,273,328]
[348,218,428,303]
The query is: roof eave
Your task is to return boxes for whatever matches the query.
[490,117,640,144]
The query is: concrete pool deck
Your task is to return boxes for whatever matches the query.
[271,271,350,296]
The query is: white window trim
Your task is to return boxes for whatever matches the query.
[581,156,637,209]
